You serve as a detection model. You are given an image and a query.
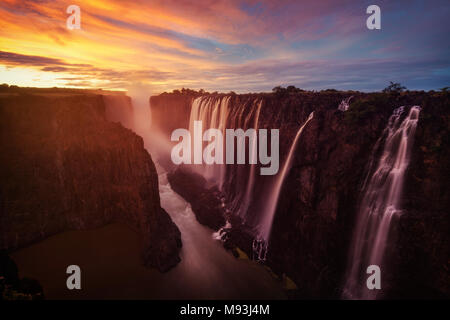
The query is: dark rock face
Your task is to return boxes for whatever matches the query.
[150,93,194,137]
[389,94,450,298]
[103,94,134,130]
[151,90,449,297]
[167,167,226,230]
[0,250,43,300]
[0,92,181,272]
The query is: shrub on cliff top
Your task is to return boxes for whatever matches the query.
[166,88,209,96]
[272,85,306,96]
[344,93,390,125]
[382,81,406,93]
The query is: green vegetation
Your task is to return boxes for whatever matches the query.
[169,88,209,96]
[344,93,390,125]
[382,81,406,93]
[272,85,305,95]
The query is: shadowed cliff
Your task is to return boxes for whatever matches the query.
[0,88,181,272]
[150,89,449,298]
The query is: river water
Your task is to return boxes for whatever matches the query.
[11,161,286,299]
[11,95,286,299]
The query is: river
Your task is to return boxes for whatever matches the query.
[11,161,286,299]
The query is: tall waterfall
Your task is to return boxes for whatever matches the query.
[189,96,231,189]
[188,96,262,212]
[253,112,314,261]
[188,95,314,262]
[343,106,421,299]
[338,96,353,112]
[242,100,263,220]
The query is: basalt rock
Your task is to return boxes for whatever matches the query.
[152,90,449,297]
[167,166,226,230]
[0,89,181,272]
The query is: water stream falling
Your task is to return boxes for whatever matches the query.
[189,96,232,189]
[338,96,353,112]
[242,100,263,220]
[343,106,421,299]
[188,95,262,216]
[253,112,314,261]
[10,94,286,299]
[187,96,315,262]
[148,96,286,298]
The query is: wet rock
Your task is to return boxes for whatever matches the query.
[167,167,226,230]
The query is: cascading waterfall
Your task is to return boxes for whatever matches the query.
[338,96,353,112]
[188,96,314,262]
[343,106,421,299]
[226,98,262,219]
[253,112,314,261]
[189,96,231,189]
[188,96,262,212]
[241,100,262,220]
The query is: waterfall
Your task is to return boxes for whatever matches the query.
[343,106,421,299]
[242,100,262,220]
[338,96,353,112]
[253,112,314,261]
[188,96,262,211]
[187,96,314,262]
[189,96,231,189]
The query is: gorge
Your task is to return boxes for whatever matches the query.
[0,89,182,273]
[1,86,448,299]
[152,89,449,299]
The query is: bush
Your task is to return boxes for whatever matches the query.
[344,94,390,124]
[272,85,305,95]
[382,81,406,93]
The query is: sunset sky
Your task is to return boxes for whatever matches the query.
[1,0,449,93]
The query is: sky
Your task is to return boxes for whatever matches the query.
[0,0,449,93]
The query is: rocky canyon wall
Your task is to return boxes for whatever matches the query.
[0,90,181,272]
[150,90,449,297]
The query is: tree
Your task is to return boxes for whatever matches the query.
[273,85,304,94]
[272,86,284,93]
[382,81,406,93]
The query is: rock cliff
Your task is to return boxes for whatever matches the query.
[0,89,181,272]
[150,90,449,297]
